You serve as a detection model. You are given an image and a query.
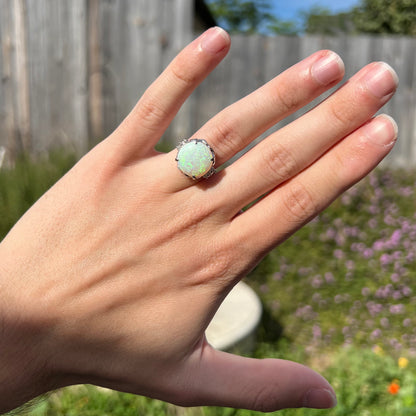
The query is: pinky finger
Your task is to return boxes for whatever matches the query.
[232,114,398,254]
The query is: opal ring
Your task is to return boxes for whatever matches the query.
[175,138,216,180]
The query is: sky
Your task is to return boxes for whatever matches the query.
[270,0,362,23]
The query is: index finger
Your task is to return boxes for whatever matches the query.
[109,27,231,159]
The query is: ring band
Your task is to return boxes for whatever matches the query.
[175,139,216,180]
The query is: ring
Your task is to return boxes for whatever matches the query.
[175,139,216,180]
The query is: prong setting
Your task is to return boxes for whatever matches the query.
[175,138,216,180]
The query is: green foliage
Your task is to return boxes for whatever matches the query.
[0,151,76,241]
[27,386,170,416]
[353,0,416,36]
[208,0,416,36]
[303,7,355,35]
[206,0,298,35]
[207,0,272,33]
[303,0,416,35]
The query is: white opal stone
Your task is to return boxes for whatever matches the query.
[176,139,215,179]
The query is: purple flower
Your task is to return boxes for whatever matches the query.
[312,293,321,303]
[368,205,380,215]
[399,187,413,196]
[324,272,335,284]
[335,234,346,247]
[311,275,323,289]
[402,286,412,297]
[375,285,393,299]
[362,248,374,259]
[393,291,403,300]
[403,318,412,327]
[312,324,322,341]
[406,252,415,262]
[295,305,316,321]
[273,272,283,281]
[380,253,392,266]
[260,284,269,294]
[393,250,402,260]
[390,273,400,283]
[367,301,383,316]
[371,329,382,339]
[346,260,355,270]
[390,338,402,351]
[401,219,412,232]
[389,304,405,314]
[361,287,371,297]
[325,228,336,240]
[390,229,402,246]
[298,267,312,276]
[368,218,378,228]
[373,240,385,251]
[341,194,352,205]
[380,317,389,328]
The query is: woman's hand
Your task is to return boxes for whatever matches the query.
[0,27,398,413]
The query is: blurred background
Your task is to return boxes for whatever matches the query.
[0,0,415,165]
[1,1,416,415]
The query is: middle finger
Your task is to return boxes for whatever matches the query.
[195,50,345,167]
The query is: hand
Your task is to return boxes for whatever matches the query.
[0,27,398,413]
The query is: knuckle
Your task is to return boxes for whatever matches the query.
[261,141,298,183]
[327,86,371,127]
[191,243,233,286]
[281,180,317,224]
[212,118,244,157]
[332,148,349,174]
[327,99,356,126]
[136,97,168,131]
[170,62,198,88]
[274,86,300,114]
[250,382,282,412]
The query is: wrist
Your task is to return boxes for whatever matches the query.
[0,258,56,412]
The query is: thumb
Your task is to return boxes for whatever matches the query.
[181,345,337,412]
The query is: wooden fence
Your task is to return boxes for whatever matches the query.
[0,0,415,166]
[0,0,194,160]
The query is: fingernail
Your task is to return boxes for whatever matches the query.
[311,52,345,85]
[364,62,399,98]
[304,388,337,409]
[363,114,398,147]
[200,27,230,54]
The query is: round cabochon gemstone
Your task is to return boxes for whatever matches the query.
[176,139,215,179]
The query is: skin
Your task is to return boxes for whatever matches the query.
[0,27,398,413]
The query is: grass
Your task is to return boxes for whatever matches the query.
[2,155,416,415]
[0,151,76,239]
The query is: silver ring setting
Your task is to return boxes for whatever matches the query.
[175,138,216,180]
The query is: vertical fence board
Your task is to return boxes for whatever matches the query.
[0,0,16,161]
[25,0,88,155]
